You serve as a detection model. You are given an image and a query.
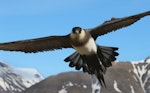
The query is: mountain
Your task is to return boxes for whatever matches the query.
[22,57,150,93]
[0,61,44,93]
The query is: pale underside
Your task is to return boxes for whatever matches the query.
[72,38,97,55]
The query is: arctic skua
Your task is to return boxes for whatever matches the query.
[0,11,150,86]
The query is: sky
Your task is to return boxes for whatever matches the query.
[0,0,150,77]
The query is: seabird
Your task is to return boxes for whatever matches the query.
[0,11,150,86]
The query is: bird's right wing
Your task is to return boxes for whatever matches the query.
[89,11,150,39]
[0,35,72,53]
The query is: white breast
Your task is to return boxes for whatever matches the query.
[72,38,97,55]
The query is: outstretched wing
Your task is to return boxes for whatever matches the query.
[89,11,150,39]
[0,35,72,53]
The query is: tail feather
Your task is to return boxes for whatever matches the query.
[64,45,119,87]
[82,62,90,73]
[95,69,106,86]
[64,52,81,68]
[64,52,84,70]
[98,46,119,67]
[64,52,78,62]
[69,54,80,67]
[100,46,119,57]
[75,57,83,70]
[84,54,106,86]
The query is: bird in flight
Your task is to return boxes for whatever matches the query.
[0,11,150,86]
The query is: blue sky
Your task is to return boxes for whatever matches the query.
[0,0,150,77]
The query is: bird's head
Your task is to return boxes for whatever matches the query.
[70,27,86,40]
[72,27,82,34]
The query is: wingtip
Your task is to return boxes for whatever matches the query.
[134,10,150,18]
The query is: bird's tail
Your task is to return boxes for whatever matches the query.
[64,52,84,70]
[97,46,119,68]
[64,45,119,86]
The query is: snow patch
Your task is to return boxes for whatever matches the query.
[131,60,144,63]
[13,68,44,87]
[66,81,73,87]
[132,63,148,93]
[130,85,135,93]
[0,61,44,92]
[145,56,150,63]
[132,75,138,82]
[0,77,7,91]
[92,80,101,93]
[58,88,68,93]
[114,80,122,93]
[58,81,88,93]
[83,85,87,89]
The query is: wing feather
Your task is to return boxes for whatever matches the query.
[0,35,72,53]
[89,11,150,39]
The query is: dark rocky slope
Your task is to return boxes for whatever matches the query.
[22,58,150,93]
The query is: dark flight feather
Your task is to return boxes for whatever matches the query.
[0,11,149,53]
[0,35,72,53]
[89,11,150,39]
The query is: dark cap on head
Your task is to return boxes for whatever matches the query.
[72,27,82,34]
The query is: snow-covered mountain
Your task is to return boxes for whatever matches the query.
[22,57,150,93]
[0,61,44,93]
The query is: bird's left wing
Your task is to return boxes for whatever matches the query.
[89,11,150,39]
[0,35,72,53]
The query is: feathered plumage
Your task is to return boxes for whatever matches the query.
[0,11,150,86]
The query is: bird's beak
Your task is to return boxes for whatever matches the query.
[73,29,82,35]
[74,30,80,34]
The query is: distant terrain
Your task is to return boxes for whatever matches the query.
[22,57,150,93]
[0,56,150,93]
[0,61,44,93]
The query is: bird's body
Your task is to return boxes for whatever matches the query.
[70,28,97,55]
[0,11,150,86]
